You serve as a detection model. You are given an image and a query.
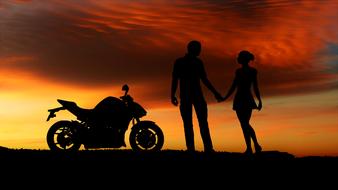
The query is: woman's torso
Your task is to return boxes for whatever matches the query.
[233,66,257,110]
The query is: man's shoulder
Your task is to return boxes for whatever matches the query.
[235,68,241,74]
[236,67,257,72]
[174,56,204,70]
[174,56,186,64]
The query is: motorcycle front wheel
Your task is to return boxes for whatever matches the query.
[47,121,81,151]
[129,121,164,152]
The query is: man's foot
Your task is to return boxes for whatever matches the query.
[244,149,253,155]
[204,148,215,153]
[186,148,196,153]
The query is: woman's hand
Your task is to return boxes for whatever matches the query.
[258,101,262,111]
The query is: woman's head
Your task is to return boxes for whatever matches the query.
[237,50,254,65]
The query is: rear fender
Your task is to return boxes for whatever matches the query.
[55,120,84,136]
[47,107,65,121]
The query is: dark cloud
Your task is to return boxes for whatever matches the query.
[0,3,177,86]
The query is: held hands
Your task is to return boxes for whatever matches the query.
[217,96,227,102]
[214,92,224,102]
[171,96,178,106]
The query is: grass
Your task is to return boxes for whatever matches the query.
[0,147,337,187]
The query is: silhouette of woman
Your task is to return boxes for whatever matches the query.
[222,50,262,155]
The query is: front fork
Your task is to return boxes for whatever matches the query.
[132,118,140,126]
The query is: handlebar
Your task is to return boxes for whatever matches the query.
[120,94,133,103]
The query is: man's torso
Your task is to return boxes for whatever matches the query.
[173,55,206,101]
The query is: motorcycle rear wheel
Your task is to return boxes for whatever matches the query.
[47,121,81,151]
[129,121,164,152]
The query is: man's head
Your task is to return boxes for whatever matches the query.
[187,40,201,56]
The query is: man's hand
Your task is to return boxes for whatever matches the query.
[171,96,178,106]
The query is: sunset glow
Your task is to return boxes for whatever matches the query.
[0,0,337,156]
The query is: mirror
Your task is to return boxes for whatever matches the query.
[122,84,129,95]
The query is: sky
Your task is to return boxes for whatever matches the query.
[0,0,337,156]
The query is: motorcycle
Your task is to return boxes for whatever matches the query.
[46,84,164,152]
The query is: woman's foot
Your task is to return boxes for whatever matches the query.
[255,145,262,154]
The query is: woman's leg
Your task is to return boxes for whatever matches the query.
[236,109,252,153]
[248,110,262,152]
[245,110,262,153]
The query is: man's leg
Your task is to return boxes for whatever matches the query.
[194,100,213,152]
[180,101,195,151]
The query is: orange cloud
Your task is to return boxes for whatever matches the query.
[0,0,338,105]
[0,0,337,155]
[1,0,336,102]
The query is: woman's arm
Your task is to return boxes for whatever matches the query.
[253,70,262,110]
[223,77,237,101]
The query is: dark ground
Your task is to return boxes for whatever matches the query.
[0,146,337,187]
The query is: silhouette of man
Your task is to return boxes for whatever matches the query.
[171,40,222,152]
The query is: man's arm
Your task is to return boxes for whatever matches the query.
[171,77,178,106]
[201,77,221,98]
[171,61,179,106]
[200,62,222,101]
